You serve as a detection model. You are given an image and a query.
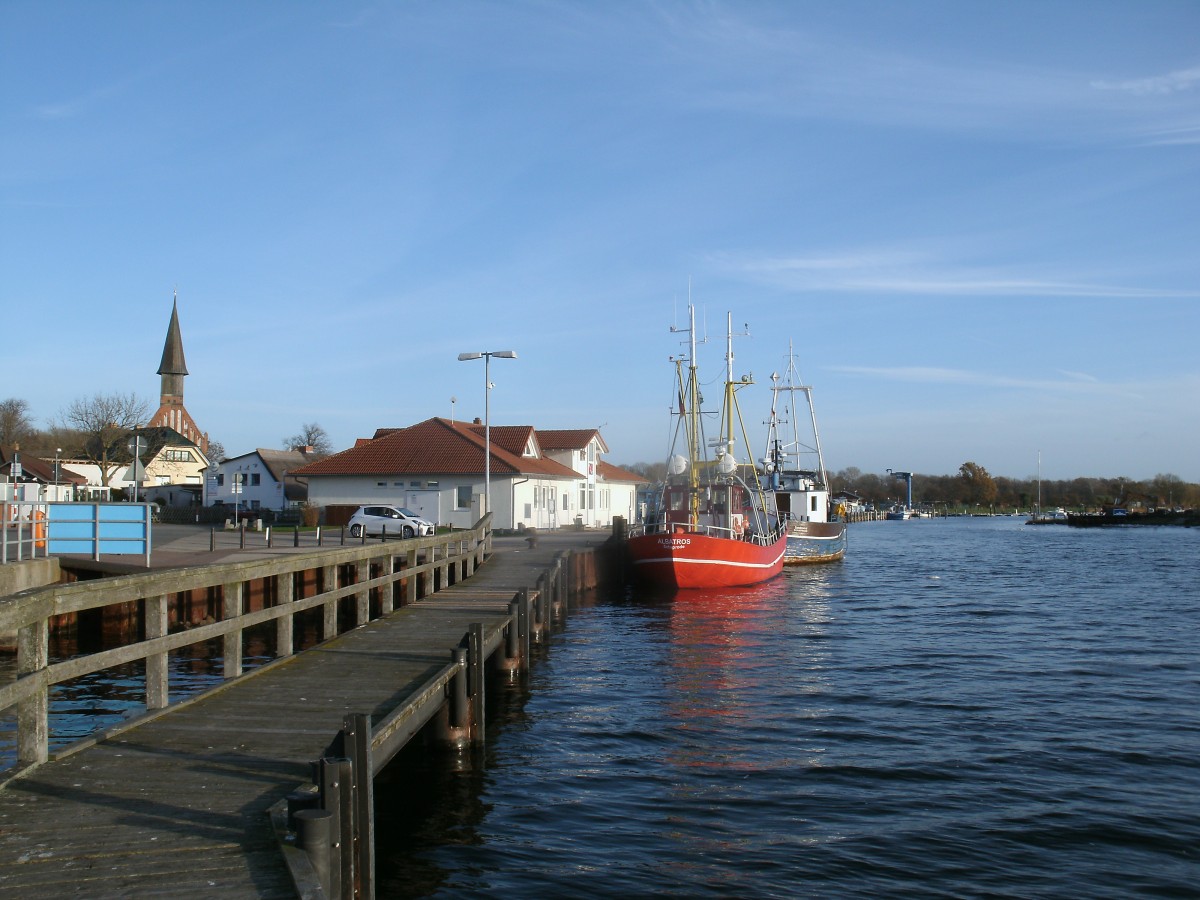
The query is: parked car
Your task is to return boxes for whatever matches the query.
[347,505,435,538]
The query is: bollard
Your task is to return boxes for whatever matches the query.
[210,528,216,552]
[295,809,334,897]
[317,526,323,547]
[266,526,272,548]
[239,523,246,550]
[287,788,320,831]
[294,524,300,547]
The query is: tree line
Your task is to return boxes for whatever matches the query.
[831,463,1197,512]
[621,458,1198,512]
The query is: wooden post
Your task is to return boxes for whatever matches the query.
[406,548,418,604]
[517,589,531,673]
[16,616,48,766]
[451,647,469,728]
[344,713,374,900]
[381,553,396,615]
[355,560,369,626]
[468,623,485,743]
[222,581,243,679]
[321,756,353,900]
[146,593,169,709]
[323,564,338,640]
[505,597,520,663]
[276,572,294,659]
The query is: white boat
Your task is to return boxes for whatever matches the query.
[759,342,847,565]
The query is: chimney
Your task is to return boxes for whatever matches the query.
[473,417,482,425]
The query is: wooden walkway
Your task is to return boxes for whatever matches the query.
[0,531,608,898]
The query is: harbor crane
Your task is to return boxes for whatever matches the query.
[887,469,913,510]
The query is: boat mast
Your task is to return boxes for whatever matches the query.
[772,341,828,488]
[670,303,703,525]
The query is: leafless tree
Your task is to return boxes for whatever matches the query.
[283,422,333,458]
[60,392,150,486]
[0,398,35,446]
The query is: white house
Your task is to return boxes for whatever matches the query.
[209,449,314,513]
[292,417,646,531]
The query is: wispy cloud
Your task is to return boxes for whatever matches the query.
[828,364,1140,398]
[1091,67,1200,96]
[715,250,1200,299]
[656,8,1200,145]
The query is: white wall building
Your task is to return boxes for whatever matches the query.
[294,418,645,531]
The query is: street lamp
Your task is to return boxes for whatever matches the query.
[54,448,61,498]
[457,350,517,519]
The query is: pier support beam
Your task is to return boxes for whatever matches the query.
[222,581,243,680]
[16,617,48,767]
[146,593,169,709]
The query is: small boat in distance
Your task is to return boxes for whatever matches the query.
[625,305,787,590]
[760,343,847,565]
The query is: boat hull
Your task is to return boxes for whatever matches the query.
[783,520,847,565]
[626,530,787,590]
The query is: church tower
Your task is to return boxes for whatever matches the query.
[148,293,209,455]
[158,294,188,407]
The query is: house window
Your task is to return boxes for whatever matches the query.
[562,494,569,511]
[457,485,472,509]
[524,503,532,518]
[216,474,224,486]
[579,486,586,509]
[250,474,261,486]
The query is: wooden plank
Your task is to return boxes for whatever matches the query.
[0,531,608,897]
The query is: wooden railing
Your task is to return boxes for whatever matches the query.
[0,516,492,772]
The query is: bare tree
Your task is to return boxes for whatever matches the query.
[283,422,333,457]
[207,440,227,464]
[60,392,151,487]
[0,398,35,446]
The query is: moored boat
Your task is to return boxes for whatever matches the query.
[625,305,787,590]
[759,343,847,565]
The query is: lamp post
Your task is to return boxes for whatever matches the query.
[457,350,517,519]
[54,448,61,500]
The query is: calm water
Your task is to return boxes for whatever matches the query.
[375,517,1200,897]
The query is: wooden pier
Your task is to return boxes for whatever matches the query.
[0,523,610,898]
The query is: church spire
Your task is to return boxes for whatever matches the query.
[157,290,189,378]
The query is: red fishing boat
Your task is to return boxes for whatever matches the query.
[626,305,787,590]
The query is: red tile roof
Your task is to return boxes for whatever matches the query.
[539,428,609,453]
[597,460,648,484]
[292,418,578,479]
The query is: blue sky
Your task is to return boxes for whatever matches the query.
[3,1,1198,481]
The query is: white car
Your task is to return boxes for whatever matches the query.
[347,505,435,538]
